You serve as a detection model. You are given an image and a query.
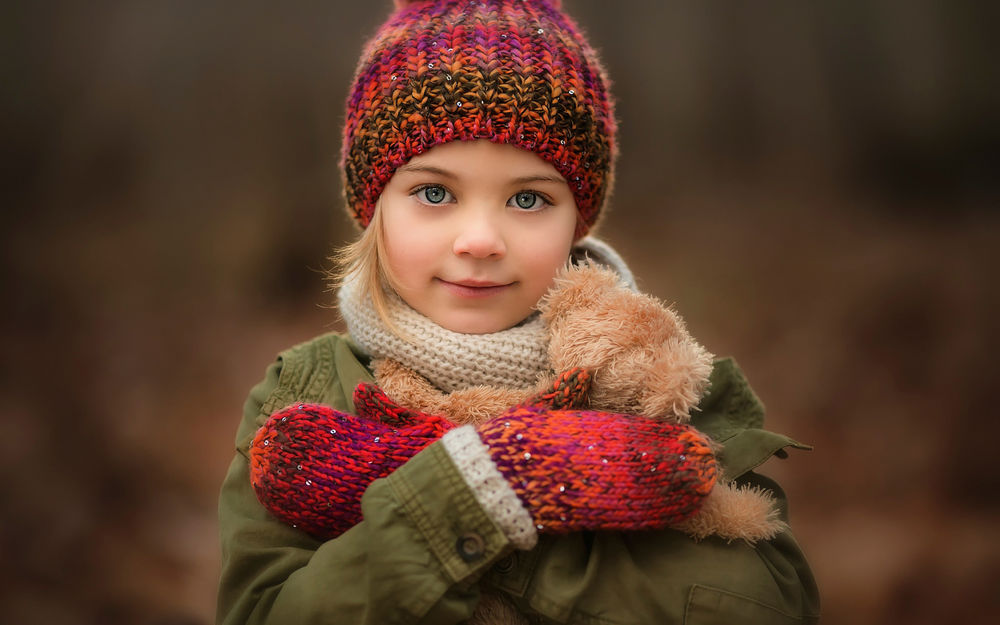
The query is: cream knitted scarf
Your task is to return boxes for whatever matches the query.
[337,237,635,393]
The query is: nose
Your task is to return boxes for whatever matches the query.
[452,208,507,259]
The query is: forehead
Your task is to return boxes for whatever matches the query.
[400,140,564,180]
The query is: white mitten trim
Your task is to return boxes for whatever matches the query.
[441,426,538,550]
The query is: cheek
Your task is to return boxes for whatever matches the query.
[532,247,571,288]
[381,210,442,285]
[518,225,576,288]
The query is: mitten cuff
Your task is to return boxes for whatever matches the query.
[441,426,538,550]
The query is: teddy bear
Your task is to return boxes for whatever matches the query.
[372,262,785,545]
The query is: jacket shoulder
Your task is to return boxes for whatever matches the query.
[260,332,372,414]
[693,357,765,438]
[692,358,810,479]
[234,332,375,453]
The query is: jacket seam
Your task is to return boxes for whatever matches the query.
[527,594,636,625]
[684,583,814,621]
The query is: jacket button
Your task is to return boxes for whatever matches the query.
[456,533,485,562]
[494,554,516,574]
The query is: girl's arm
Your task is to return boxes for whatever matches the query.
[248,371,717,545]
[218,357,512,624]
[218,441,512,623]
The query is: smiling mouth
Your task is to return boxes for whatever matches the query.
[437,279,513,298]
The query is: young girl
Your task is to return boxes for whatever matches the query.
[217,1,820,623]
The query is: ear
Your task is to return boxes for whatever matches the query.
[536,263,625,323]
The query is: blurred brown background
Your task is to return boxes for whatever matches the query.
[3,1,997,623]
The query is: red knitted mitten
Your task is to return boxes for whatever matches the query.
[440,405,718,547]
[250,368,595,538]
[249,385,455,539]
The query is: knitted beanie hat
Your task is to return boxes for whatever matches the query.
[341,0,617,237]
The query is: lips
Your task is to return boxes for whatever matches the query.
[437,278,513,298]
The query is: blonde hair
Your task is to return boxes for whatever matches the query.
[329,200,405,337]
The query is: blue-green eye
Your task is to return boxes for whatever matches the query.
[511,192,543,210]
[419,185,450,204]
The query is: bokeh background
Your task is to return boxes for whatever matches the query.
[3,1,997,623]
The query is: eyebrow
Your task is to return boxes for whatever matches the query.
[396,164,566,185]
[511,174,567,185]
[396,164,457,179]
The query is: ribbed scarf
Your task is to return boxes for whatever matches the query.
[338,237,635,393]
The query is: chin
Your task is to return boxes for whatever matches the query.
[445,322,505,335]
[437,315,512,335]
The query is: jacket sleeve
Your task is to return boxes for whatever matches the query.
[217,356,516,624]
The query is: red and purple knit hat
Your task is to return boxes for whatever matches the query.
[341,0,617,238]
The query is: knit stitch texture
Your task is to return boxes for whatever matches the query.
[476,406,718,533]
[441,426,538,549]
[341,0,616,237]
[250,371,718,543]
[249,369,591,540]
[249,388,455,539]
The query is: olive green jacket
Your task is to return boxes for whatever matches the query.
[217,332,820,624]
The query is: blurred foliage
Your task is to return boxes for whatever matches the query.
[2,1,997,623]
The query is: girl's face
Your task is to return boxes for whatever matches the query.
[379,140,579,334]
